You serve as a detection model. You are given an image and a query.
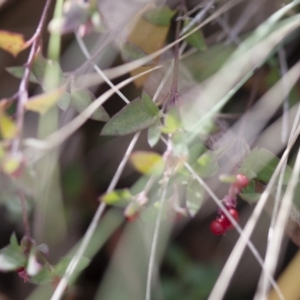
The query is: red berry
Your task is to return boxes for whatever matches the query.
[235,174,249,189]
[210,220,227,235]
[226,208,239,229]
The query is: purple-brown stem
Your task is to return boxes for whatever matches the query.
[18,191,32,241]
[168,3,185,106]
[11,0,53,155]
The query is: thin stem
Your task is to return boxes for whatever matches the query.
[145,180,168,300]
[159,135,284,299]
[51,132,141,300]
[11,0,53,155]
[75,33,130,104]
[18,191,32,240]
[168,6,182,106]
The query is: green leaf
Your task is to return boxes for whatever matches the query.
[183,44,235,82]
[0,233,26,272]
[31,52,64,87]
[147,121,161,147]
[31,267,52,284]
[121,42,154,65]
[71,89,109,122]
[10,233,19,248]
[100,189,132,206]
[25,88,65,115]
[188,143,206,164]
[142,93,159,115]
[239,180,261,204]
[186,180,204,217]
[101,97,159,136]
[239,148,293,184]
[6,66,39,83]
[183,19,207,51]
[57,92,71,111]
[195,151,219,178]
[143,6,176,26]
[172,132,189,157]
[161,109,181,134]
[130,151,164,175]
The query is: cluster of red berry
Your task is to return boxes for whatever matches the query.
[210,174,249,235]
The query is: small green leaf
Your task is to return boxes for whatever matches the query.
[239,180,261,204]
[186,180,204,217]
[0,234,25,272]
[219,174,237,183]
[147,121,161,147]
[239,148,293,184]
[130,151,164,175]
[101,97,159,136]
[121,42,154,65]
[71,89,109,122]
[30,51,64,87]
[6,66,39,83]
[183,19,207,51]
[31,267,52,284]
[100,189,132,206]
[161,109,181,134]
[195,151,219,178]
[57,92,71,111]
[172,132,189,157]
[142,93,159,115]
[143,6,176,26]
[188,143,206,164]
[10,233,19,248]
[25,88,65,115]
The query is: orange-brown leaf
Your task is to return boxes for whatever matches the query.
[0,30,28,57]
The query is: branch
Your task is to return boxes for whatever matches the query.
[11,0,53,155]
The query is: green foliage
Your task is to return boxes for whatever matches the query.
[0,233,25,272]
[121,42,154,65]
[147,121,162,147]
[239,148,293,184]
[71,89,109,122]
[186,180,204,217]
[162,247,217,300]
[101,93,159,136]
[183,19,207,51]
[100,189,133,206]
[143,6,176,26]
[239,180,261,204]
[6,66,39,83]
[130,151,164,175]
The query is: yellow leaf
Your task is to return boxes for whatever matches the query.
[0,112,18,139]
[25,88,65,115]
[130,151,164,174]
[0,30,28,57]
[127,5,170,87]
[1,155,22,175]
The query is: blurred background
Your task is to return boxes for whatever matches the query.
[0,0,300,299]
